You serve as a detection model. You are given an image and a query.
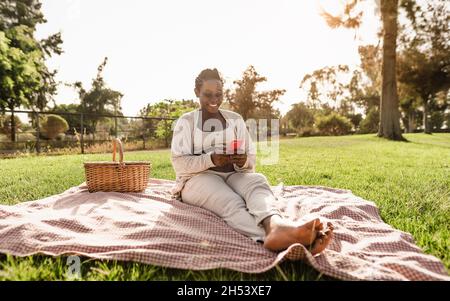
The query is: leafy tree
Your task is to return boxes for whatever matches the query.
[300,65,362,131]
[0,0,62,141]
[72,57,123,140]
[139,99,197,147]
[225,65,285,120]
[0,0,45,30]
[284,102,315,130]
[0,29,42,141]
[397,0,450,133]
[429,91,449,131]
[322,0,407,140]
[397,76,421,132]
[348,45,382,113]
[0,113,22,140]
[353,44,420,132]
[51,104,82,135]
[300,65,350,109]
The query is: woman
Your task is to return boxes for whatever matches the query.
[170,68,333,253]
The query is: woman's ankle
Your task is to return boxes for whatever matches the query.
[261,214,284,234]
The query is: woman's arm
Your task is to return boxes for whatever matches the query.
[170,116,216,176]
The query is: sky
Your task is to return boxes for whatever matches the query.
[35,0,381,117]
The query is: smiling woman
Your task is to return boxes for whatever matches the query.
[169,67,334,253]
[194,69,225,115]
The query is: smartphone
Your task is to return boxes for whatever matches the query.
[230,139,243,154]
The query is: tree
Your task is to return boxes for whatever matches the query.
[348,44,427,133]
[0,28,42,141]
[225,65,285,120]
[300,65,350,108]
[0,113,22,140]
[377,0,404,139]
[284,103,315,130]
[397,0,450,133]
[397,80,421,133]
[428,91,449,131]
[322,0,405,140]
[139,99,197,147]
[73,57,123,140]
[0,0,45,30]
[300,65,362,130]
[349,45,382,114]
[51,103,83,135]
[0,0,63,141]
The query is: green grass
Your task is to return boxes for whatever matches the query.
[0,133,449,280]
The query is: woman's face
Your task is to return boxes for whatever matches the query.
[195,79,223,114]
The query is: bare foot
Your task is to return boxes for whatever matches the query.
[263,218,324,252]
[309,222,334,255]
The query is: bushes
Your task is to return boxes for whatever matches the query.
[284,102,358,136]
[40,115,69,140]
[359,108,379,134]
[430,111,446,131]
[296,126,319,137]
[0,114,22,140]
[315,113,353,136]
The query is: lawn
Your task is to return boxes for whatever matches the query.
[0,133,449,280]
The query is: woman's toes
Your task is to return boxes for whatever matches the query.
[327,222,334,230]
[310,229,333,255]
[310,237,324,252]
[316,222,324,231]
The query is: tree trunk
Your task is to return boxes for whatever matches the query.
[92,122,96,142]
[408,109,415,133]
[377,0,405,141]
[114,103,118,138]
[10,108,16,142]
[423,98,431,134]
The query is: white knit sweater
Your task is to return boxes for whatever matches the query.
[170,108,256,200]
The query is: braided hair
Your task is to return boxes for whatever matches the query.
[195,68,224,91]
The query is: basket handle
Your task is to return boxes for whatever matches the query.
[112,138,124,163]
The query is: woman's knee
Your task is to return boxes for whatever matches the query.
[251,172,269,183]
[239,172,270,187]
[181,174,245,213]
[184,173,219,191]
[181,173,221,203]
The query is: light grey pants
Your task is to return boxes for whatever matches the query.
[181,170,281,242]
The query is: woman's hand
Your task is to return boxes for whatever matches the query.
[230,153,247,168]
[211,153,231,167]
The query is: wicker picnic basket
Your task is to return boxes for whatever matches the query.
[84,138,151,193]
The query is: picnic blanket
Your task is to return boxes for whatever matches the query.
[0,178,448,281]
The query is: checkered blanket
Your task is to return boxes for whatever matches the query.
[0,178,448,280]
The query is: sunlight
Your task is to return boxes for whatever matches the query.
[34,0,380,116]
[317,0,348,16]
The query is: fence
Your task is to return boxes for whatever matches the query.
[0,110,177,156]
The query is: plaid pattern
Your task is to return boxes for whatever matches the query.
[0,178,448,280]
